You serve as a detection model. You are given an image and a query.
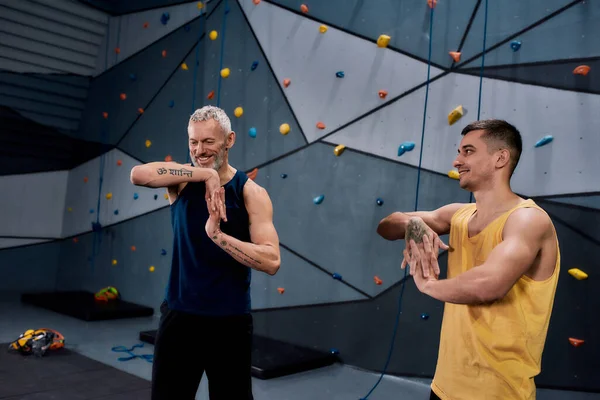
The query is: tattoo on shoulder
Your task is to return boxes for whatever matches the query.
[406,218,428,243]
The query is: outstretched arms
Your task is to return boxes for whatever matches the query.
[206,180,281,275]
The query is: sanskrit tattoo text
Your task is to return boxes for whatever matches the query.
[157,167,193,177]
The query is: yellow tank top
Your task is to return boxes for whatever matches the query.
[431,199,560,400]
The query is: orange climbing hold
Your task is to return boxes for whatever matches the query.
[116,160,122,166]
[573,65,590,76]
[73,237,79,243]
[247,168,258,180]
[428,0,437,8]
[374,276,383,285]
[165,155,173,162]
[378,90,388,99]
[138,108,144,114]
[449,51,461,62]
[253,0,261,4]
[569,338,585,347]
[131,246,136,251]
[207,90,215,99]
[102,112,108,119]
[162,50,167,58]
[283,78,291,88]
[115,47,120,54]
[277,287,285,294]
[120,93,127,100]
[83,177,88,183]
[316,122,325,129]
[143,22,149,28]
[300,4,308,13]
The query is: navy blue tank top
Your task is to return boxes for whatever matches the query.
[165,169,251,316]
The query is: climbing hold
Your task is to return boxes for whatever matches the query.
[510,40,521,51]
[149,266,155,272]
[210,30,218,40]
[277,287,285,294]
[133,193,139,200]
[421,313,429,320]
[165,155,173,162]
[164,193,169,200]
[112,259,117,266]
[280,173,287,179]
[129,73,136,81]
[334,144,346,156]
[374,276,383,285]
[573,65,590,76]
[279,123,290,135]
[253,0,261,4]
[114,209,119,215]
[197,2,204,9]
[154,194,158,200]
[114,47,120,54]
[181,63,188,70]
[234,107,243,117]
[376,198,384,206]
[73,238,78,243]
[251,61,259,71]
[106,193,113,200]
[249,127,257,138]
[184,24,190,32]
[145,139,152,148]
[89,209,94,213]
[569,338,584,347]
[313,194,324,205]
[283,78,291,88]
[67,207,72,212]
[316,121,325,129]
[427,0,437,8]
[377,34,391,48]
[84,177,88,183]
[220,68,230,78]
[160,12,170,25]
[168,100,175,108]
[448,105,464,125]
[116,160,122,166]
[449,51,461,62]
[138,108,144,114]
[378,90,388,99]
[319,25,328,34]
[330,348,340,355]
[332,273,342,280]
[534,135,553,148]
[300,4,308,13]
[568,268,588,280]
[131,246,136,251]
[102,112,108,119]
[161,50,167,57]
[247,168,258,180]
[143,22,149,28]
[207,90,215,99]
[397,141,415,156]
[448,170,460,180]
[336,71,344,78]
[161,249,167,256]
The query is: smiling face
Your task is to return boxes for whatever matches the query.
[453,129,506,191]
[188,118,234,171]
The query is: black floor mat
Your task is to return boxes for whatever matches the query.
[0,344,151,399]
[21,291,154,322]
[139,329,338,380]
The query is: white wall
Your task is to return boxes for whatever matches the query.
[0,171,69,239]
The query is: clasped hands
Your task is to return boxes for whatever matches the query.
[401,225,448,293]
[204,172,227,237]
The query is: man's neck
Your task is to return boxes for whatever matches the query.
[217,163,236,186]
[472,184,521,218]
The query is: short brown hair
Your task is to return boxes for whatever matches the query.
[461,119,522,176]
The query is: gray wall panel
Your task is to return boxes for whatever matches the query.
[540,195,600,211]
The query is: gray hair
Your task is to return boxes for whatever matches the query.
[189,105,231,135]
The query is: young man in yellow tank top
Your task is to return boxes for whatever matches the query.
[377,119,560,400]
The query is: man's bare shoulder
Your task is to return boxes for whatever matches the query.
[243,178,272,210]
[505,206,554,240]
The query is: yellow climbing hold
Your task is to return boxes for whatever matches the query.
[220,68,230,78]
[377,34,391,48]
[197,2,204,9]
[279,123,290,135]
[568,268,588,280]
[181,63,188,70]
[209,30,218,40]
[319,25,328,34]
[106,192,113,200]
[164,193,169,200]
[334,144,346,156]
[149,265,155,272]
[448,105,464,125]
[67,207,73,212]
[112,259,117,266]
[234,107,243,117]
[145,139,152,148]
[448,170,460,180]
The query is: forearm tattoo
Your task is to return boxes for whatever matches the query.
[157,167,192,177]
[218,237,263,267]
[406,218,429,243]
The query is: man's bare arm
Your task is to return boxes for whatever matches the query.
[377,203,465,241]
[130,162,217,188]
[420,207,554,304]
[210,181,280,275]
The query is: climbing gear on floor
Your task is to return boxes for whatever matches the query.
[8,328,65,357]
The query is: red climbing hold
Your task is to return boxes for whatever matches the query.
[573,65,590,76]
[277,287,285,294]
[116,160,122,166]
[120,93,127,100]
[115,47,120,54]
[378,90,388,99]
[162,50,167,58]
[374,276,383,285]
[247,168,258,180]
[283,78,291,88]
[138,108,144,114]
[253,0,261,4]
[73,238,79,243]
[427,0,437,8]
[569,338,585,347]
[449,51,461,62]
[316,122,326,129]
[300,4,308,13]
[143,22,149,28]
[165,155,173,162]
[102,112,108,119]
[207,90,215,99]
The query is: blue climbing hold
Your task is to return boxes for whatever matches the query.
[280,173,287,179]
[225,5,230,13]
[161,249,167,256]
[160,12,170,25]
[154,194,158,200]
[510,40,521,52]
[249,127,257,138]
[313,194,324,204]
[336,71,344,78]
[89,209,94,214]
[397,141,415,156]
[251,61,259,71]
[330,348,340,355]
[534,135,553,148]
[129,73,136,81]
[184,24,190,32]
[114,210,119,215]
[332,272,342,280]
[91,222,102,232]
[421,313,429,320]
[133,193,139,200]
[168,100,175,108]
[376,198,384,206]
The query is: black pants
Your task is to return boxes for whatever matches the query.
[430,390,441,400]
[151,301,254,400]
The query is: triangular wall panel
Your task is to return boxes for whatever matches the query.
[460,1,600,68]
[537,199,600,244]
[239,0,444,143]
[538,194,600,211]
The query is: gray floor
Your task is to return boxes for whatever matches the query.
[0,300,597,400]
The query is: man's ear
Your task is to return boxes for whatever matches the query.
[496,148,511,168]
[226,131,236,150]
